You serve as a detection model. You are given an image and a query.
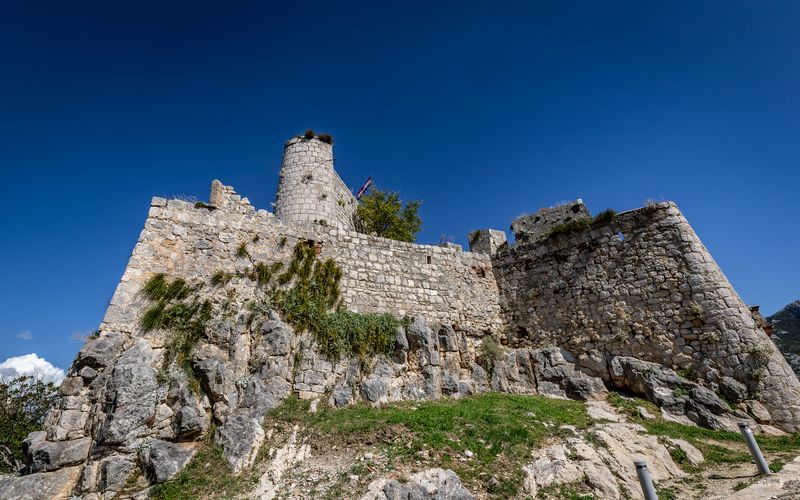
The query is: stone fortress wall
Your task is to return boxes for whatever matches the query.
[99,133,800,431]
[494,202,800,430]
[102,188,504,338]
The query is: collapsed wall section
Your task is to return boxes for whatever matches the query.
[493,202,800,431]
[102,196,503,336]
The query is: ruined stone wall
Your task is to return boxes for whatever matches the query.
[493,202,800,430]
[273,136,359,230]
[102,192,503,336]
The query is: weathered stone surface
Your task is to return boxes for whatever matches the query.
[260,318,292,356]
[525,421,688,498]
[98,455,136,492]
[192,343,235,406]
[609,356,741,430]
[215,413,264,473]
[26,436,91,473]
[362,378,389,403]
[75,332,127,370]
[361,468,475,500]
[142,440,197,484]
[511,200,591,244]
[468,229,507,255]
[532,348,608,401]
[719,376,748,403]
[101,340,160,446]
[746,399,773,424]
[0,466,81,500]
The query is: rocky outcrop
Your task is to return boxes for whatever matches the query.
[361,468,475,500]
[0,466,82,500]
[769,300,800,375]
[6,306,780,499]
[523,419,700,499]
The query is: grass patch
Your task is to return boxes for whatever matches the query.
[546,218,592,238]
[544,208,617,239]
[236,242,251,259]
[592,208,616,225]
[607,393,800,465]
[769,459,786,473]
[139,274,212,391]
[268,392,591,497]
[536,481,594,499]
[149,435,259,499]
[210,270,233,287]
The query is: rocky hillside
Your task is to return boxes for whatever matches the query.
[769,300,800,374]
[2,241,799,499]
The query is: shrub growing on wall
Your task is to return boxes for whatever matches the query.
[357,186,422,243]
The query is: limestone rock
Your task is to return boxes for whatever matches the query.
[25,436,91,473]
[524,422,687,499]
[141,439,197,484]
[532,348,608,401]
[361,468,474,500]
[0,466,82,500]
[215,413,264,473]
[609,356,740,430]
[101,340,160,446]
[76,332,126,370]
[260,318,292,356]
[523,440,619,498]
[719,376,748,403]
[362,378,389,403]
[98,455,137,492]
[192,343,235,406]
[746,399,772,424]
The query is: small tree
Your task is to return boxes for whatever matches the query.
[357,187,422,243]
[0,376,58,472]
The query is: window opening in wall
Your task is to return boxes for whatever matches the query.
[617,232,625,241]
[426,255,432,265]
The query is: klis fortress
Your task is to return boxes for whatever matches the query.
[4,131,799,499]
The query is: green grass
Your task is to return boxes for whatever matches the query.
[236,242,251,259]
[536,481,594,499]
[268,392,591,497]
[607,393,800,465]
[148,437,260,499]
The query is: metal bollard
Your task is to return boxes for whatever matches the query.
[634,460,658,500]
[739,423,771,475]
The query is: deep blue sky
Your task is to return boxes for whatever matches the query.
[2,1,799,371]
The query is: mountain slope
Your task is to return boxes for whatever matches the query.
[769,300,800,374]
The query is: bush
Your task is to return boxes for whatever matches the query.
[272,242,401,360]
[357,187,422,243]
[592,208,616,225]
[140,274,212,389]
[303,129,315,139]
[480,336,504,374]
[0,377,58,472]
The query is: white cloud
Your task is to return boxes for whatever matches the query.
[16,330,33,340]
[0,353,65,385]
